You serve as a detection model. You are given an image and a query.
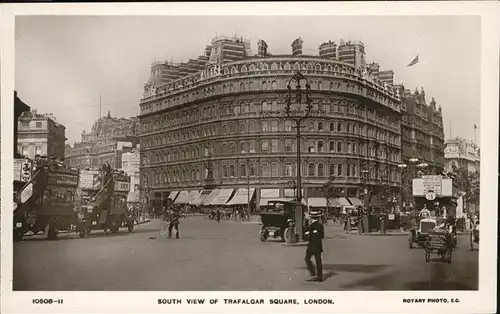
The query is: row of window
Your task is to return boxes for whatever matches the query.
[141,120,401,149]
[143,138,401,165]
[142,99,400,133]
[146,162,402,185]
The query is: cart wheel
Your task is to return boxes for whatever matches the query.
[260,230,267,242]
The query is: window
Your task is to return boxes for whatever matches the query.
[262,81,268,90]
[21,121,29,127]
[308,141,315,153]
[285,163,293,176]
[269,121,277,132]
[337,123,342,132]
[271,139,279,152]
[329,141,335,153]
[229,142,235,154]
[234,105,240,115]
[330,164,335,176]
[285,120,293,131]
[249,163,256,176]
[223,165,228,178]
[272,81,278,89]
[271,162,279,177]
[262,121,269,132]
[308,121,315,131]
[240,82,245,91]
[348,143,353,154]
[222,143,228,154]
[262,101,270,111]
[347,124,351,133]
[229,124,236,134]
[249,101,255,112]
[347,164,351,176]
[337,142,343,152]
[308,163,315,176]
[240,164,247,177]
[243,103,249,114]
[222,125,228,135]
[35,146,42,156]
[337,164,343,176]
[249,141,256,153]
[318,163,324,176]
[230,165,235,177]
[240,122,246,134]
[36,122,42,128]
[240,141,247,153]
[317,141,324,153]
[261,140,269,152]
[271,100,278,112]
[261,163,269,177]
[248,122,255,133]
[318,122,323,131]
[285,139,293,152]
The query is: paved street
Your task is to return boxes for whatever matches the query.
[13,216,478,291]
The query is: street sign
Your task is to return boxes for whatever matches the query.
[425,192,436,201]
[422,175,442,195]
[20,182,33,204]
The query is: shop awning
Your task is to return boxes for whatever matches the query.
[259,198,307,207]
[168,191,179,200]
[174,191,190,204]
[308,197,327,207]
[329,197,351,207]
[191,189,217,206]
[209,189,234,205]
[348,197,363,207]
[188,190,200,205]
[226,188,255,206]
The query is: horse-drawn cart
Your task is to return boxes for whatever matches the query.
[425,230,453,263]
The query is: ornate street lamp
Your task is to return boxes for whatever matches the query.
[285,72,312,242]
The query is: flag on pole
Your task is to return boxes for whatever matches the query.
[407,55,419,67]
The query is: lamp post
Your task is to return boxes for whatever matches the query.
[246,158,251,214]
[285,72,312,243]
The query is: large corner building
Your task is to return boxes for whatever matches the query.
[138,36,445,211]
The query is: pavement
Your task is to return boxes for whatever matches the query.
[13,216,478,291]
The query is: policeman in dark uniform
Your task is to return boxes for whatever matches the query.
[304,211,324,282]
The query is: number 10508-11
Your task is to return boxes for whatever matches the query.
[32,299,63,304]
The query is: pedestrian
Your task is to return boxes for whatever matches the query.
[304,211,324,282]
[167,208,181,239]
[216,210,221,223]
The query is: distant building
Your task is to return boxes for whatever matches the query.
[14,91,31,157]
[65,110,139,170]
[444,138,480,173]
[318,41,338,60]
[121,145,141,203]
[17,109,66,160]
[378,70,394,86]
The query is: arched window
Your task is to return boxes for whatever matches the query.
[315,64,322,72]
[337,142,342,152]
[231,67,237,74]
[240,163,247,177]
[248,122,255,133]
[317,141,324,153]
[249,82,254,91]
[243,103,249,113]
[329,141,335,152]
[293,62,301,71]
[240,82,245,92]
[222,143,228,155]
[262,81,268,90]
[223,85,227,93]
[249,64,256,72]
[330,122,335,131]
[261,163,269,177]
[222,125,228,135]
[241,65,248,72]
[337,164,343,176]
[240,122,246,134]
[261,121,269,132]
[271,63,278,71]
[271,81,278,89]
[308,121,315,131]
[284,62,291,70]
[318,163,324,176]
[348,143,353,154]
[337,123,342,132]
[318,122,323,131]
[308,163,315,176]
[271,162,279,177]
[223,165,228,178]
[285,163,293,177]
[329,164,335,176]
[230,164,235,177]
[318,81,323,90]
[262,101,270,111]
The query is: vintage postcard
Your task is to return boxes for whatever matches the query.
[1,2,498,313]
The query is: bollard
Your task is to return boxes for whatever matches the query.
[380,216,386,234]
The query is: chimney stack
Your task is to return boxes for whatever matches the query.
[292,37,303,56]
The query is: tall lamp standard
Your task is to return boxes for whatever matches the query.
[285,72,312,243]
[246,158,251,215]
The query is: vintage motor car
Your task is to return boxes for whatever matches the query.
[259,200,300,242]
[409,218,437,248]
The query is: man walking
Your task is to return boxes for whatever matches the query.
[167,208,181,239]
[304,211,324,282]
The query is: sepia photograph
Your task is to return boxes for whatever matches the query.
[1,2,498,314]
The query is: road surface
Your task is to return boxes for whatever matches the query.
[13,216,478,290]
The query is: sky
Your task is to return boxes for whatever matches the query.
[15,15,481,145]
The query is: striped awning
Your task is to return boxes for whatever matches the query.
[209,189,234,205]
[168,191,179,200]
[174,191,190,204]
[308,197,327,207]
